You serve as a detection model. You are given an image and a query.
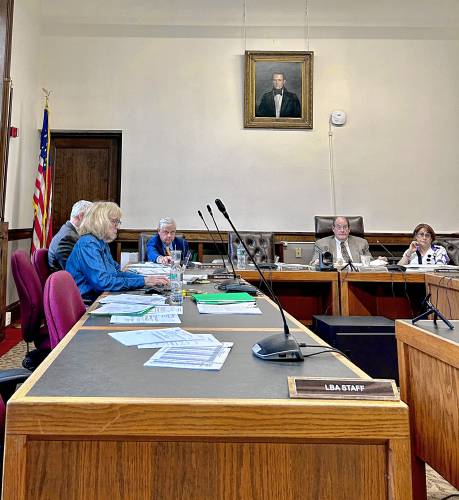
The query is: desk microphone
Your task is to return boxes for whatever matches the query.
[376,240,398,261]
[215,198,303,362]
[376,240,406,271]
[206,204,238,280]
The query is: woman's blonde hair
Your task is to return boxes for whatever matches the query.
[79,201,122,241]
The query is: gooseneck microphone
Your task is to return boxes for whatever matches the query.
[206,204,237,279]
[197,210,228,274]
[215,198,303,361]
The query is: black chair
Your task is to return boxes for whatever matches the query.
[435,238,459,265]
[228,232,275,264]
[314,216,365,240]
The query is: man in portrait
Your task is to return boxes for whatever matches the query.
[256,72,301,118]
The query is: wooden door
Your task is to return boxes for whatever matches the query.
[50,133,121,231]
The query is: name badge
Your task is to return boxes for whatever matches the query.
[288,377,399,401]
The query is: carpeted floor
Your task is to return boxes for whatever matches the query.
[0,338,457,499]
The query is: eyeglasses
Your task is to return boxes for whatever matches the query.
[334,225,349,231]
[416,232,431,238]
[110,218,122,227]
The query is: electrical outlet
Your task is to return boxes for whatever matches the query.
[295,247,302,258]
[5,311,11,326]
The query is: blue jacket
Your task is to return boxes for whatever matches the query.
[66,234,145,300]
[146,234,189,263]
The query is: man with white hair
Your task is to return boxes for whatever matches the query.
[146,217,189,264]
[48,200,93,271]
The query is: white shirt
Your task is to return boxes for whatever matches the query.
[406,245,449,265]
[335,238,354,262]
[274,93,282,118]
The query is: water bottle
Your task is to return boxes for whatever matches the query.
[169,261,183,305]
[236,242,247,269]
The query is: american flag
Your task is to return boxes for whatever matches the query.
[31,105,53,253]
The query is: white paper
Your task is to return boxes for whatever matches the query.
[109,327,194,346]
[196,302,262,315]
[89,303,154,315]
[144,342,233,370]
[100,294,166,305]
[138,334,221,349]
[110,312,181,324]
[152,305,183,315]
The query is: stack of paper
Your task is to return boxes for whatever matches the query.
[100,294,166,305]
[89,303,155,316]
[127,263,170,276]
[108,327,232,370]
[192,292,261,314]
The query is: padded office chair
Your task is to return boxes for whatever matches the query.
[32,248,52,290]
[44,271,86,349]
[138,232,155,263]
[228,232,274,264]
[314,216,365,240]
[11,250,51,370]
[435,238,459,265]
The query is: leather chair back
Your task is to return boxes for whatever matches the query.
[435,238,459,265]
[11,250,50,351]
[228,232,274,264]
[138,232,154,263]
[44,271,86,349]
[314,216,365,240]
[32,248,51,290]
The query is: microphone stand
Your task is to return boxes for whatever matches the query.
[206,204,238,282]
[215,198,303,361]
[197,210,232,278]
[341,259,358,272]
[412,293,454,330]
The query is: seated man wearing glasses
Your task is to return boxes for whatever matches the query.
[146,217,189,265]
[398,223,449,265]
[310,216,373,265]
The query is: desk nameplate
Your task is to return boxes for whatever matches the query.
[288,376,399,401]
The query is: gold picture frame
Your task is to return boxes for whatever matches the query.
[244,50,313,129]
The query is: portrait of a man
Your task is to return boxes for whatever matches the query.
[256,72,301,118]
[244,51,313,129]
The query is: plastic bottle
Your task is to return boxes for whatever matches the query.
[236,242,247,269]
[169,261,183,305]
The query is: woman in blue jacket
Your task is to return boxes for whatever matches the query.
[66,201,168,301]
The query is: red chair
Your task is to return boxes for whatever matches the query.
[44,271,86,349]
[11,250,51,370]
[32,248,52,290]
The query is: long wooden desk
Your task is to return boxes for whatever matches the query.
[340,271,426,320]
[238,269,339,324]
[3,286,412,499]
[396,319,459,499]
[425,272,459,318]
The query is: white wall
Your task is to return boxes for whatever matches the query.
[5,5,459,234]
[6,0,42,228]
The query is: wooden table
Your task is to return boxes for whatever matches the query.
[340,271,426,319]
[425,272,459,318]
[238,269,339,324]
[396,319,459,499]
[3,287,412,500]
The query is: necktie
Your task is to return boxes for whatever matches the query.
[274,94,282,118]
[340,241,351,262]
[165,246,171,256]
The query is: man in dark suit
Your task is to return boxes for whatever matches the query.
[48,200,92,271]
[256,72,301,118]
[146,217,189,264]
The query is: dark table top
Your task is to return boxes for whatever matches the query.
[28,329,361,399]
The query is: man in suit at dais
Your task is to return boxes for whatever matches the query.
[310,216,373,265]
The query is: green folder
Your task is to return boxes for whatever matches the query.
[192,292,255,305]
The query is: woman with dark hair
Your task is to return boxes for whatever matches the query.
[398,223,449,265]
[66,201,168,301]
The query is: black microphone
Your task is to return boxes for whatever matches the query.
[376,240,397,262]
[197,210,228,275]
[206,204,237,279]
[215,198,303,361]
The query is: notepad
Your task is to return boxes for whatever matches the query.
[192,292,255,304]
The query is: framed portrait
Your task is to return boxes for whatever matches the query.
[244,51,313,129]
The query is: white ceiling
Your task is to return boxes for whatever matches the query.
[41,0,459,29]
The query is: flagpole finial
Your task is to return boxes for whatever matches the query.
[42,88,51,107]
